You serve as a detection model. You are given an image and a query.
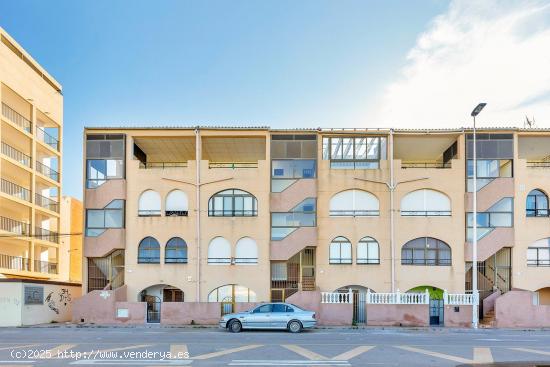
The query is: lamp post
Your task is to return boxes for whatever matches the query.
[470,102,486,329]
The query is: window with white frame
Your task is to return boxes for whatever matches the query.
[138,190,161,216]
[165,190,189,216]
[401,237,451,266]
[165,237,188,263]
[329,189,379,217]
[401,189,451,216]
[322,136,387,169]
[527,238,550,267]
[526,189,549,217]
[235,237,258,264]
[329,236,352,264]
[207,237,231,264]
[208,189,257,217]
[357,237,380,264]
[138,236,160,263]
[85,200,125,237]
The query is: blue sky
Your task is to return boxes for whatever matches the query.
[2,0,549,199]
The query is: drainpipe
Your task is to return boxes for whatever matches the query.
[389,129,396,292]
[195,127,201,302]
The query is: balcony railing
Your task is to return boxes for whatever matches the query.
[208,162,258,169]
[138,210,161,217]
[1,142,31,167]
[2,102,31,133]
[36,161,59,182]
[35,193,59,212]
[401,161,452,169]
[329,210,379,217]
[1,178,30,201]
[35,226,59,244]
[0,254,30,271]
[34,260,58,274]
[401,210,451,216]
[139,162,187,169]
[0,216,30,236]
[36,126,59,151]
[527,161,550,168]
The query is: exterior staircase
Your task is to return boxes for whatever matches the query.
[479,309,496,328]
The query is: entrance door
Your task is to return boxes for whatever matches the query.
[221,296,234,316]
[352,291,366,324]
[429,299,444,326]
[145,295,161,323]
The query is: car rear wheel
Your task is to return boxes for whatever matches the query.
[228,319,242,333]
[287,320,302,333]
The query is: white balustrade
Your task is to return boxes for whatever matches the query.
[366,289,429,304]
[320,290,353,304]
[443,290,478,305]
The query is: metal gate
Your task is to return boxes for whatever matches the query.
[221,296,234,315]
[353,292,366,324]
[429,299,444,326]
[145,296,161,323]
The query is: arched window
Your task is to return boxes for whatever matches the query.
[165,237,188,263]
[138,237,160,263]
[138,190,161,216]
[357,237,380,264]
[207,284,257,302]
[235,237,258,264]
[208,189,257,217]
[165,190,189,216]
[527,189,549,217]
[401,189,451,216]
[208,237,231,264]
[527,238,550,267]
[329,237,352,264]
[329,190,379,216]
[401,237,451,266]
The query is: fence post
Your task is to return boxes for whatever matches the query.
[395,289,400,304]
[443,289,448,304]
[424,289,430,304]
[366,289,371,304]
[348,288,353,304]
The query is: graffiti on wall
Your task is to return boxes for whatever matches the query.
[45,288,72,314]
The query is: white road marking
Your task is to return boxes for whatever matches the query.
[77,344,153,357]
[473,347,493,363]
[0,344,38,351]
[282,344,374,361]
[170,344,188,359]
[193,344,263,360]
[37,344,76,359]
[511,347,550,356]
[332,346,375,361]
[70,360,192,365]
[396,346,472,364]
[229,361,350,366]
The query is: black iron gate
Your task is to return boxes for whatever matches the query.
[221,296,234,315]
[429,299,444,326]
[352,292,366,324]
[146,296,161,323]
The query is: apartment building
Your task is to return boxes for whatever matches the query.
[78,126,550,326]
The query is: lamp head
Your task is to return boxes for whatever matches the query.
[471,103,487,117]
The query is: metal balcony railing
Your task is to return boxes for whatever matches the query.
[208,162,258,169]
[35,193,59,212]
[36,161,59,182]
[401,161,452,169]
[35,226,59,244]
[34,260,58,274]
[0,216,31,236]
[0,254,30,271]
[527,161,550,168]
[0,178,30,201]
[1,102,32,133]
[36,126,59,151]
[1,142,31,167]
[139,162,187,169]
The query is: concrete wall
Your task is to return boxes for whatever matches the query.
[114,302,146,324]
[0,282,22,327]
[366,304,429,327]
[161,302,221,325]
[286,290,352,326]
[495,289,550,328]
[444,305,473,328]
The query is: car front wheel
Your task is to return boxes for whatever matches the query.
[287,320,302,333]
[228,320,242,333]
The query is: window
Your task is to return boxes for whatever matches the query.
[163,288,184,302]
[527,238,550,267]
[208,189,257,217]
[253,304,272,313]
[527,189,549,217]
[466,159,513,192]
[329,190,379,216]
[208,237,231,264]
[401,189,451,216]
[85,200,124,237]
[467,198,513,241]
[207,284,257,302]
[138,190,161,216]
[235,237,258,264]
[322,136,387,169]
[271,159,316,179]
[401,237,451,266]
[165,237,188,263]
[357,237,380,264]
[165,190,189,216]
[85,134,124,188]
[272,304,288,312]
[138,237,160,264]
[271,198,316,240]
[329,237,352,264]
[87,250,125,292]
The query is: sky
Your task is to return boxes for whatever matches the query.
[1,0,549,199]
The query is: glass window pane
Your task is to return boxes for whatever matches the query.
[355,138,367,159]
[105,210,122,228]
[366,138,379,159]
[342,138,354,159]
[330,243,340,259]
[87,160,106,180]
[87,210,104,228]
[341,243,352,259]
[331,138,343,160]
[368,242,379,259]
[322,138,330,160]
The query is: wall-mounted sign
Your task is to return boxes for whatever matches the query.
[24,286,44,305]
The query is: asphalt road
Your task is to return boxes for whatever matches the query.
[1,326,550,366]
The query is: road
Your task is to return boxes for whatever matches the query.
[0,326,550,366]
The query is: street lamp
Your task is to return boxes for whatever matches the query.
[470,102,486,329]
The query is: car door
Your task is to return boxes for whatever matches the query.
[247,304,272,329]
[270,303,289,328]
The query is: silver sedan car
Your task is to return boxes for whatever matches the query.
[219,303,316,333]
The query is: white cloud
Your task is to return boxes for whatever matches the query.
[371,0,550,128]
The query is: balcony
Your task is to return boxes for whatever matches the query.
[208,162,258,169]
[0,178,30,202]
[1,142,31,167]
[0,254,30,271]
[526,161,550,168]
[36,126,59,151]
[401,162,451,169]
[36,161,59,182]
[35,226,59,244]
[1,102,31,133]
[139,162,187,169]
[35,193,59,212]
[34,260,58,274]
[0,216,30,237]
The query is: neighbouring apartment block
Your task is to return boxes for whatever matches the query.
[75,126,550,327]
[0,27,81,326]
